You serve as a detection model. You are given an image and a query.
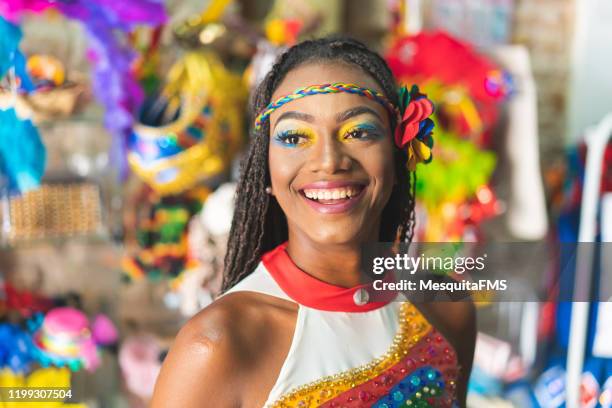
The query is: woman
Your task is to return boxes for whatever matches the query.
[152,37,476,408]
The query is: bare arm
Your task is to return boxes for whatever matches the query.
[150,305,242,408]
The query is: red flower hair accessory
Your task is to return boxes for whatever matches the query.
[394,85,435,171]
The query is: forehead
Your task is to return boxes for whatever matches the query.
[269,62,388,126]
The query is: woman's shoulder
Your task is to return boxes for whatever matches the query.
[182,291,296,348]
[151,291,297,407]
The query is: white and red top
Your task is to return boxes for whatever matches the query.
[224,242,460,408]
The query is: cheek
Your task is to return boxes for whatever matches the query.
[355,143,395,198]
[268,146,302,194]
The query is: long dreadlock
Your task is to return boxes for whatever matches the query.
[221,36,417,292]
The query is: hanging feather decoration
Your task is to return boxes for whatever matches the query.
[0,16,45,195]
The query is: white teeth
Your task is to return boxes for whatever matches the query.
[303,187,361,201]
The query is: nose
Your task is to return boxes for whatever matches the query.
[307,133,352,174]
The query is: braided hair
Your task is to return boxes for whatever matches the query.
[221,36,417,292]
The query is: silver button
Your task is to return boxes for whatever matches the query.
[353,288,370,306]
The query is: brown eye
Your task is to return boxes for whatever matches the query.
[286,135,301,144]
[345,129,367,139]
[273,130,310,147]
[344,127,382,141]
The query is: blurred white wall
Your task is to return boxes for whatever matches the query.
[566,0,612,143]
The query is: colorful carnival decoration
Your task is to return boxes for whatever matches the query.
[2,21,86,119]
[395,85,436,171]
[0,102,45,195]
[385,30,509,241]
[0,323,36,374]
[0,16,32,90]
[387,31,511,146]
[128,51,246,195]
[0,17,45,196]
[26,54,65,88]
[0,281,53,318]
[119,334,166,401]
[170,182,237,316]
[121,187,209,283]
[172,0,232,48]
[29,307,117,372]
[1,0,167,176]
[22,54,88,119]
[265,18,303,47]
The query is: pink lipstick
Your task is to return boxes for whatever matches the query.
[298,180,367,214]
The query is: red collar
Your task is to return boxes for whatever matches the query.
[261,242,397,312]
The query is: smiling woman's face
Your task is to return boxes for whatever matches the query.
[268,62,396,246]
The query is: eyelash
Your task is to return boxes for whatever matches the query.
[273,130,311,146]
[273,125,381,147]
[342,126,381,141]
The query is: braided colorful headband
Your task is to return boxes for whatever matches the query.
[253,82,436,171]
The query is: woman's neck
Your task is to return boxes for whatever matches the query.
[286,232,374,288]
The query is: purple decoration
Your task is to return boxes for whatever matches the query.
[2,1,167,178]
[56,0,166,178]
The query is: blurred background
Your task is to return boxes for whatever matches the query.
[0,0,611,407]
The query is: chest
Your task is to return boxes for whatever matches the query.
[247,302,459,408]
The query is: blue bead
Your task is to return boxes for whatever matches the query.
[410,376,421,386]
[393,391,404,401]
[426,369,437,380]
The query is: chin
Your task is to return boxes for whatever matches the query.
[306,224,366,247]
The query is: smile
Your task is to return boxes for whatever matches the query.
[298,181,367,214]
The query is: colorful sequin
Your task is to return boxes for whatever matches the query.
[269,303,459,407]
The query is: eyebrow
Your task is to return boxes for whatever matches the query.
[335,106,382,123]
[274,106,383,128]
[275,111,315,125]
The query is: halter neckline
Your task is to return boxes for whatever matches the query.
[261,242,397,312]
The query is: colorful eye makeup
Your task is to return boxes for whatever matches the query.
[272,128,316,147]
[338,121,384,142]
[272,119,384,148]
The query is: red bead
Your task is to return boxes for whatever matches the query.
[359,391,369,402]
[382,375,395,385]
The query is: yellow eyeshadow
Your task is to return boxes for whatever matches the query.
[272,127,317,147]
[337,120,381,142]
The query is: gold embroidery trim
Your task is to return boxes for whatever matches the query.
[270,302,432,408]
